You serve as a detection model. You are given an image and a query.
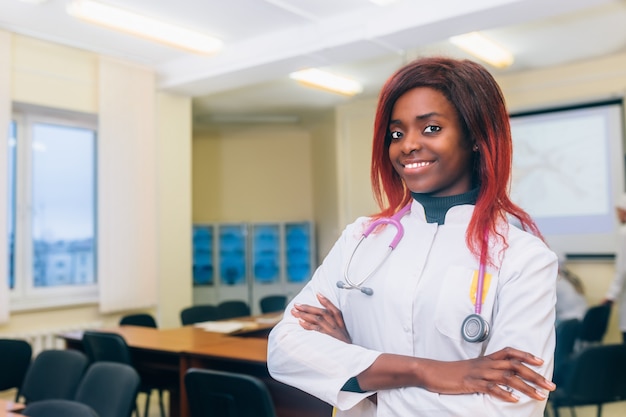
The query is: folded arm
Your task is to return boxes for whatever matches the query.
[292,293,555,403]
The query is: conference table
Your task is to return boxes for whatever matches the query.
[57,314,332,417]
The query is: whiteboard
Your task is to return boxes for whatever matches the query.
[509,100,625,257]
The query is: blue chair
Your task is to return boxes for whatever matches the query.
[185,368,277,417]
[0,339,32,401]
[21,399,99,417]
[19,349,88,404]
[74,362,140,417]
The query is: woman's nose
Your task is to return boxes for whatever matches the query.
[401,132,422,153]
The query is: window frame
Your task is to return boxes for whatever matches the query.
[9,103,98,312]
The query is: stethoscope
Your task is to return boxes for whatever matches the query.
[336,203,491,343]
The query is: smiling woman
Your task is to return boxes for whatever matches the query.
[267,56,558,417]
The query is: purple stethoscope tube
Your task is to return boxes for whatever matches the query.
[337,203,490,343]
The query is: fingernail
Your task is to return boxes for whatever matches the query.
[535,390,547,399]
[317,293,326,299]
[545,380,556,390]
[511,393,519,402]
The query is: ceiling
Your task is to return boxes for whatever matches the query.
[1,0,626,126]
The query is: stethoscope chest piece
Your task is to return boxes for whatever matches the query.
[461,313,490,343]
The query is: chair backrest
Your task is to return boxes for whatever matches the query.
[21,399,99,417]
[19,349,89,404]
[0,339,32,398]
[184,368,277,417]
[578,304,611,344]
[74,362,140,417]
[217,300,251,320]
[180,305,220,325]
[553,318,581,386]
[119,313,158,328]
[555,343,626,407]
[259,295,287,314]
[82,331,133,365]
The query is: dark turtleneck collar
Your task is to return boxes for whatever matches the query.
[410,188,479,225]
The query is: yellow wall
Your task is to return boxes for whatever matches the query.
[193,124,314,222]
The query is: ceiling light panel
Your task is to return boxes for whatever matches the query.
[449,31,514,69]
[289,68,363,96]
[66,0,222,55]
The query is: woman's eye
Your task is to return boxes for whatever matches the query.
[424,125,441,134]
[390,131,402,140]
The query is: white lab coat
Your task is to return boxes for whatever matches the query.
[605,224,626,332]
[267,200,558,417]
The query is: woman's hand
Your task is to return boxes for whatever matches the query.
[414,347,556,402]
[291,294,556,402]
[291,293,352,343]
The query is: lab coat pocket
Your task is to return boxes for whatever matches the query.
[434,265,494,345]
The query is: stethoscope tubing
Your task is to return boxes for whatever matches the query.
[339,202,491,342]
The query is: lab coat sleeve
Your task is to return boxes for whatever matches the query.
[267,222,382,410]
[374,233,557,417]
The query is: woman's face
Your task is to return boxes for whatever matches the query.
[388,87,474,197]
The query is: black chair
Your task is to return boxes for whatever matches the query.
[184,368,277,417]
[21,399,99,417]
[0,339,32,401]
[260,295,287,314]
[19,349,89,404]
[81,331,166,417]
[120,313,158,328]
[74,362,140,417]
[180,305,219,325]
[217,300,251,319]
[548,344,626,417]
[553,318,581,386]
[576,304,611,351]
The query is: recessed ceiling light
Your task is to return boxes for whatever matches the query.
[289,69,363,96]
[449,32,514,69]
[66,0,222,55]
[369,0,399,5]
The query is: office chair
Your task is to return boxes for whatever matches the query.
[74,362,140,417]
[259,295,287,314]
[217,300,251,319]
[120,313,158,328]
[21,399,99,417]
[553,318,581,386]
[180,304,220,325]
[184,368,277,417]
[548,343,626,417]
[18,349,89,404]
[0,339,32,401]
[575,304,611,352]
[81,331,166,417]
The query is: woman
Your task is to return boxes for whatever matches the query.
[267,57,557,416]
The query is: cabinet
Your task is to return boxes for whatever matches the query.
[192,221,315,314]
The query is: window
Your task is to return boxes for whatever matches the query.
[7,104,98,310]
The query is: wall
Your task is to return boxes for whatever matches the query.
[191,123,315,305]
[0,33,192,334]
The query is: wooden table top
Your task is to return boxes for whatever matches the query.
[57,312,282,361]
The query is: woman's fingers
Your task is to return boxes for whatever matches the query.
[291,295,352,343]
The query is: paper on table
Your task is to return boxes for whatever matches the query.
[194,321,252,333]
[255,314,283,324]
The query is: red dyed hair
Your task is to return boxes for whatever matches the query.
[370,56,542,264]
